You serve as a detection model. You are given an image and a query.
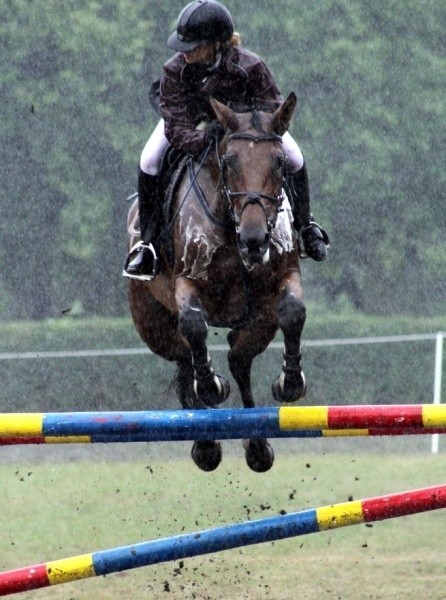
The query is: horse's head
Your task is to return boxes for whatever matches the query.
[210,93,297,270]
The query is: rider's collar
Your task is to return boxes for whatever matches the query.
[182,51,222,82]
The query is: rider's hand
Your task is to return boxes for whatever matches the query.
[204,120,225,147]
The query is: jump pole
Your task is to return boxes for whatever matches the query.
[1,427,446,445]
[0,405,446,444]
[0,483,445,596]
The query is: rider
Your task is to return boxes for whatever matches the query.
[123,0,329,281]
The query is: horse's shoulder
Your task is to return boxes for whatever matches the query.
[271,196,296,255]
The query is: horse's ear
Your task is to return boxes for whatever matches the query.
[210,97,239,131]
[271,92,297,136]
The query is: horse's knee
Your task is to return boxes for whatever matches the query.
[274,292,306,402]
[277,292,306,333]
[179,304,208,344]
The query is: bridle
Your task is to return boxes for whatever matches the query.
[217,130,289,233]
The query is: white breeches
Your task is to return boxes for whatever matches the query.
[140,120,169,175]
[281,132,304,172]
[140,120,304,175]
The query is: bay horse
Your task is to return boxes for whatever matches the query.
[127,92,306,472]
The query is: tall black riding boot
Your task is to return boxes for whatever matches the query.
[123,170,161,280]
[288,163,330,261]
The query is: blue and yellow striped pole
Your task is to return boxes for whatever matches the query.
[1,483,445,595]
[0,406,446,444]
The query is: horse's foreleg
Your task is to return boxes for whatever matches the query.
[175,277,227,472]
[176,277,230,408]
[272,270,307,403]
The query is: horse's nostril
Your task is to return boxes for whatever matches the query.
[246,238,260,251]
[239,232,270,256]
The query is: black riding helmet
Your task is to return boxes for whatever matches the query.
[167,0,234,52]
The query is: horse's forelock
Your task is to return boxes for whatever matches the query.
[250,110,272,135]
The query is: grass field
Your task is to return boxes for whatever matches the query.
[1,442,445,600]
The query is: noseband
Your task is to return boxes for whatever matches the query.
[218,131,289,232]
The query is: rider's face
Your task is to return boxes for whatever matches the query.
[183,43,215,64]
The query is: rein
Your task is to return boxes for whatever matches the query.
[165,125,289,237]
[187,160,232,231]
[163,142,214,234]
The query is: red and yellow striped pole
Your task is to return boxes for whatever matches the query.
[0,484,445,596]
[0,405,445,445]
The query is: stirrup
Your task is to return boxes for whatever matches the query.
[122,241,158,281]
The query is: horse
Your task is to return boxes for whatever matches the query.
[127,92,307,472]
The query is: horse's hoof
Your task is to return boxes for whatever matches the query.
[272,371,307,403]
[195,374,231,408]
[191,440,222,471]
[243,438,275,473]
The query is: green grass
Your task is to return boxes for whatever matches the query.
[1,447,445,599]
[1,312,445,597]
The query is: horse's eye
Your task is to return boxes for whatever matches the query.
[224,155,238,172]
[273,155,285,172]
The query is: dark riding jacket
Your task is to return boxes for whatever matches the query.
[158,45,283,156]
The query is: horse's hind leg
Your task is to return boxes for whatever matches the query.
[228,326,276,473]
[128,281,195,407]
[271,271,307,403]
[129,281,189,362]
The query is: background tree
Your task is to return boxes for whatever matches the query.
[0,0,444,319]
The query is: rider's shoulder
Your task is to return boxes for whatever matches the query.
[229,45,270,71]
[163,52,184,73]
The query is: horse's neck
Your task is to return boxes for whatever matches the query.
[195,159,228,221]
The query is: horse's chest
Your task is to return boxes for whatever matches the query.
[195,273,251,326]
[178,198,295,280]
[179,214,228,279]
